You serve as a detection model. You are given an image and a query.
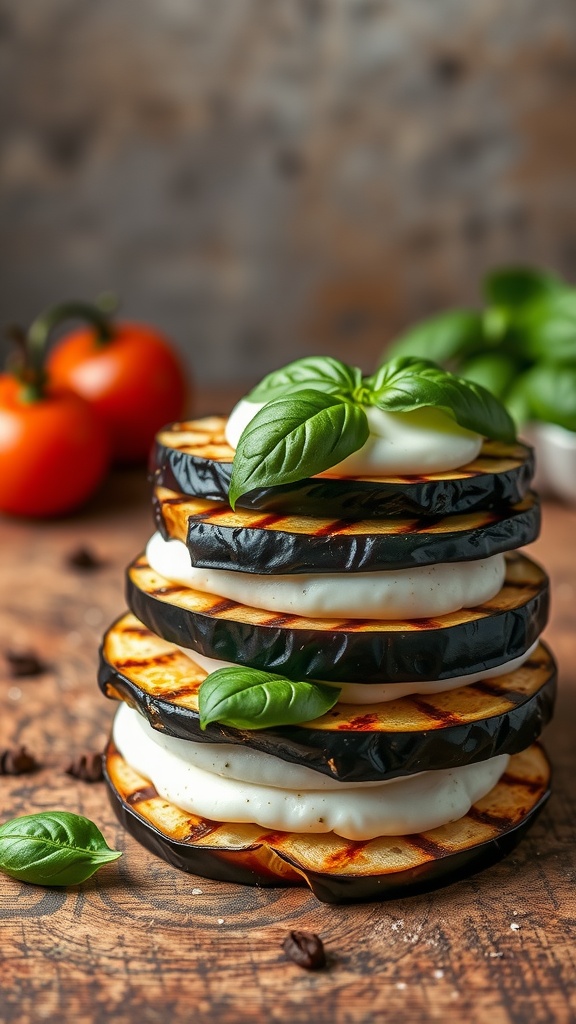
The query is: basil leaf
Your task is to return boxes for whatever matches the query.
[508,364,576,432]
[0,811,121,886]
[459,352,519,400]
[387,310,484,366]
[520,289,576,364]
[229,390,369,509]
[199,667,340,730]
[366,357,517,443]
[484,266,563,310]
[247,356,361,403]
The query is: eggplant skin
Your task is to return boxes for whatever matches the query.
[125,552,550,684]
[104,742,551,904]
[154,490,541,574]
[151,426,535,520]
[98,618,557,783]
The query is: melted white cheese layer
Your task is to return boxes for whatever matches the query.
[147,532,506,620]
[179,639,540,704]
[225,400,483,475]
[113,704,509,840]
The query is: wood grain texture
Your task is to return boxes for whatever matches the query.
[0,414,575,1022]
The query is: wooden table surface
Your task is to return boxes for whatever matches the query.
[1,395,575,1024]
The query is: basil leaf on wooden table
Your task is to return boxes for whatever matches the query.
[247,356,361,403]
[366,357,517,443]
[199,668,340,730]
[228,390,369,509]
[388,310,485,366]
[0,811,122,885]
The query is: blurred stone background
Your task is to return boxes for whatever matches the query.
[1,0,576,387]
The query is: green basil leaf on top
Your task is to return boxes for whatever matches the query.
[228,390,369,509]
[0,811,122,886]
[199,667,340,731]
[387,310,485,366]
[483,266,563,310]
[366,357,517,443]
[247,356,362,403]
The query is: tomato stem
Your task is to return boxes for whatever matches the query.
[27,299,116,374]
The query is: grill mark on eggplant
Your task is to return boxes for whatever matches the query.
[404,617,445,630]
[313,518,359,537]
[116,653,178,670]
[499,772,545,794]
[192,505,232,522]
[127,785,158,805]
[205,598,239,615]
[403,834,451,859]
[259,612,302,627]
[252,513,286,529]
[181,819,223,841]
[471,679,531,702]
[321,839,374,869]
[466,806,515,829]
[150,584,186,598]
[156,683,202,701]
[336,713,380,732]
[405,698,463,725]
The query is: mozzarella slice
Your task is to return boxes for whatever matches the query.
[147,532,506,620]
[225,400,483,475]
[181,639,540,704]
[114,703,508,841]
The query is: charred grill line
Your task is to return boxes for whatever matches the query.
[127,785,158,805]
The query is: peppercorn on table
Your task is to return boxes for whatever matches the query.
[0,389,574,1024]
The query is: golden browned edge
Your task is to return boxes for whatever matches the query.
[106,742,550,880]
[104,613,552,734]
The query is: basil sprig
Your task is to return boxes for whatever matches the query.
[228,354,516,507]
[199,667,340,730]
[0,811,122,886]
[387,265,576,430]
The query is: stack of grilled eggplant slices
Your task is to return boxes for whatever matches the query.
[99,416,554,903]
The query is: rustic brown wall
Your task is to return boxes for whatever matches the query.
[2,0,576,386]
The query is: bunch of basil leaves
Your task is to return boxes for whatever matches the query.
[388,267,576,434]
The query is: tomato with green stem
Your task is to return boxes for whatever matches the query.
[42,302,189,464]
[0,330,109,518]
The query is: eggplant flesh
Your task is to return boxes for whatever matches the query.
[99,614,556,783]
[151,419,535,520]
[154,488,541,573]
[105,741,551,904]
[126,551,549,684]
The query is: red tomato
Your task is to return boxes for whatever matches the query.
[0,375,109,517]
[47,322,188,464]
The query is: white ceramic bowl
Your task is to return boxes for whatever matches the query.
[523,422,576,504]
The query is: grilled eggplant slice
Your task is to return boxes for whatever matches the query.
[154,486,541,573]
[99,614,556,783]
[151,418,535,520]
[105,741,551,903]
[126,551,549,684]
